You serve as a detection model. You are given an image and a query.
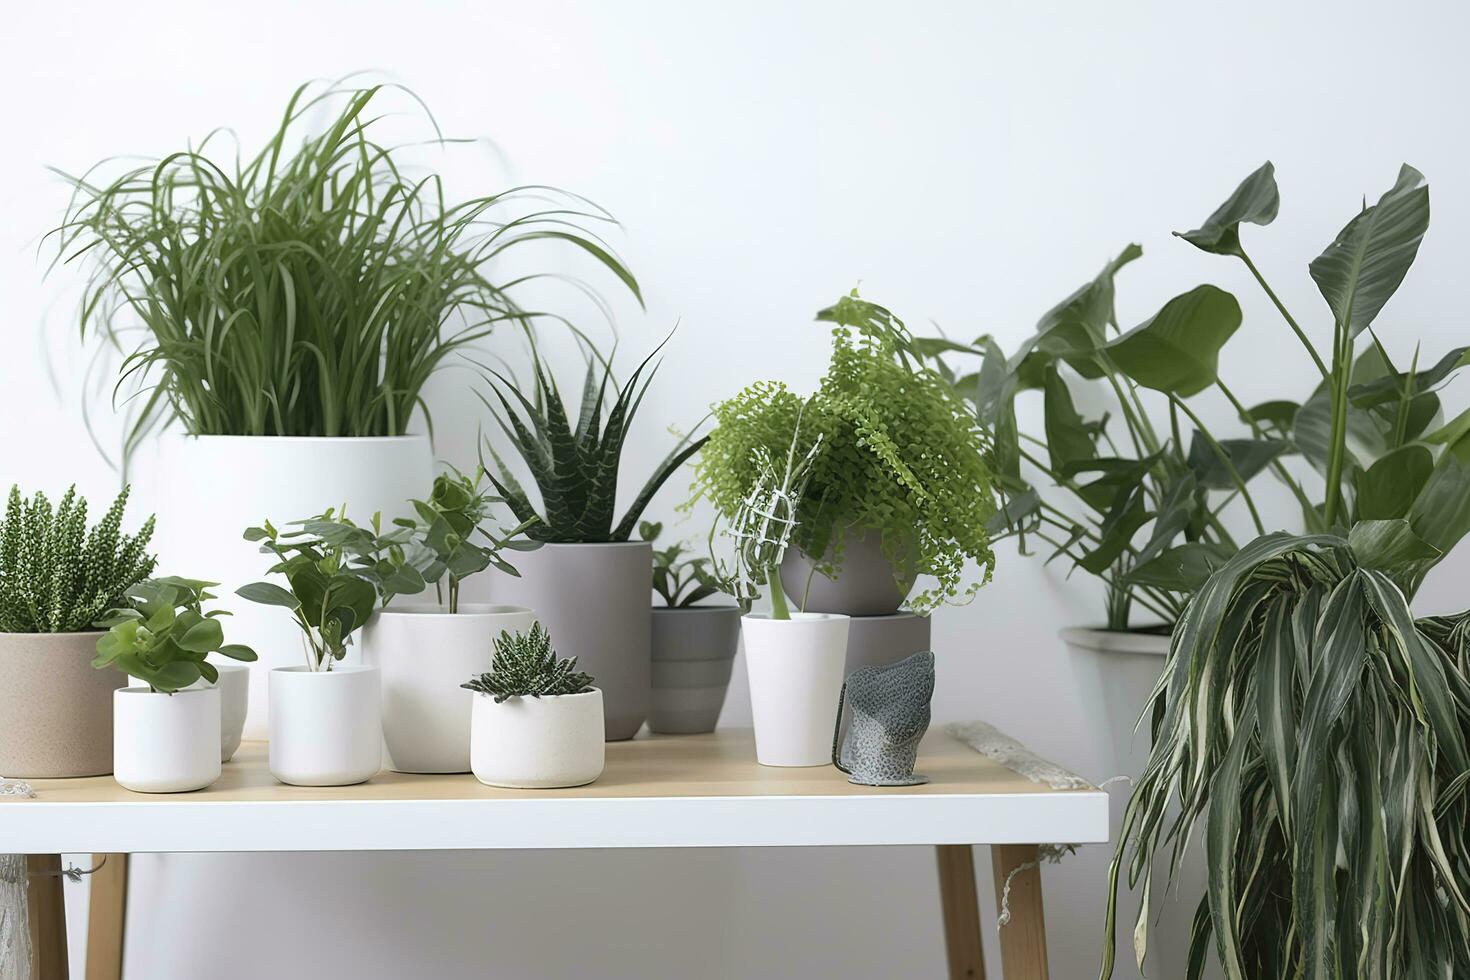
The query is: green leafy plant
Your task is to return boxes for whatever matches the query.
[710,420,823,619]
[237,510,416,671]
[0,484,156,633]
[693,292,998,613]
[461,623,593,702]
[1104,164,1470,978]
[479,336,707,543]
[639,520,726,607]
[93,577,257,693]
[48,79,639,464]
[396,466,538,613]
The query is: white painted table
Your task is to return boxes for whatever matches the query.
[3,729,1107,980]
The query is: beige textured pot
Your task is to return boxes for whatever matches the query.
[0,631,124,777]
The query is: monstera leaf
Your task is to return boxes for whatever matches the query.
[1176,161,1280,256]
[1309,165,1429,336]
[1103,285,1242,397]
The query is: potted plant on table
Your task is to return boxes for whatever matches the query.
[93,577,256,792]
[362,466,539,773]
[478,335,707,740]
[640,520,741,734]
[48,78,638,741]
[238,511,393,786]
[1103,164,1470,977]
[465,624,604,789]
[695,293,997,619]
[708,421,847,767]
[0,485,156,777]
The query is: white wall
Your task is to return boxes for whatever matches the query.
[5,2,1470,977]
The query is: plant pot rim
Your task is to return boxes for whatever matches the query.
[374,602,533,619]
[118,685,217,698]
[205,661,250,672]
[518,540,651,549]
[1058,625,1172,656]
[271,664,379,676]
[472,687,602,703]
[652,604,741,614]
[0,629,106,639]
[169,434,429,445]
[743,612,850,623]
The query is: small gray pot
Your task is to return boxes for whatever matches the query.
[649,606,741,734]
[0,631,125,777]
[490,542,652,741]
[779,526,915,617]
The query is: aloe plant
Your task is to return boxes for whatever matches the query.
[478,337,706,543]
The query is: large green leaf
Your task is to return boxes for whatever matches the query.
[1176,161,1280,256]
[1347,519,1440,571]
[1029,244,1142,376]
[1186,433,1290,490]
[1308,165,1429,336]
[1348,345,1468,409]
[1124,541,1230,591]
[1103,285,1242,397]
[1041,366,1097,471]
[1425,406,1470,454]
[1408,452,1470,558]
[1354,444,1434,521]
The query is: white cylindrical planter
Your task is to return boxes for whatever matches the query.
[742,612,851,767]
[152,435,432,739]
[470,689,606,789]
[113,686,222,793]
[363,603,537,773]
[192,663,251,762]
[269,666,382,786]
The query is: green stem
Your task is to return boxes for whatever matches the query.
[766,565,791,620]
[1170,396,1266,535]
[1216,380,1317,522]
[1322,325,1352,527]
[1239,250,1330,381]
[448,576,460,615]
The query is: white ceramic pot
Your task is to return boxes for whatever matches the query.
[153,434,432,739]
[191,663,250,762]
[362,603,537,773]
[113,686,222,793]
[470,689,606,789]
[741,612,851,767]
[268,666,382,786]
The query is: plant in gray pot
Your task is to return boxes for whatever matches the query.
[640,521,740,734]
[478,336,707,741]
[693,291,998,617]
[0,485,156,777]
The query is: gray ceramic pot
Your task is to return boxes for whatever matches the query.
[649,606,741,734]
[0,631,125,777]
[779,526,915,617]
[489,542,652,741]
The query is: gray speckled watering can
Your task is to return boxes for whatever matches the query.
[831,650,935,786]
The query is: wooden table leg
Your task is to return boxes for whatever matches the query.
[85,854,128,980]
[989,844,1049,980]
[935,844,986,980]
[25,855,68,980]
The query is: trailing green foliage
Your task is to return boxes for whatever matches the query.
[394,466,538,613]
[93,577,256,693]
[49,79,638,461]
[461,623,593,702]
[0,485,156,633]
[479,335,706,543]
[694,292,997,613]
[640,520,726,608]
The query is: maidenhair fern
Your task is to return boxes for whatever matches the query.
[0,485,157,633]
[461,624,594,702]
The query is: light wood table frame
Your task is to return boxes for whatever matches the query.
[5,730,1104,980]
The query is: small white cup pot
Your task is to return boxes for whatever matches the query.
[470,689,606,789]
[113,686,222,793]
[190,663,251,762]
[362,603,537,773]
[269,665,382,786]
[741,612,852,767]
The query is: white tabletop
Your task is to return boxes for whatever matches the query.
[2,730,1107,853]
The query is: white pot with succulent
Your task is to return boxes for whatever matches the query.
[93,577,258,793]
[467,624,606,789]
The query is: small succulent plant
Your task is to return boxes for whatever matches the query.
[461,624,594,703]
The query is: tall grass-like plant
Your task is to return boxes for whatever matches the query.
[1104,164,1470,978]
[0,485,156,633]
[48,79,639,461]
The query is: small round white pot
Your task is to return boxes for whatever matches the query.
[741,612,851,767]
[470,689,606,789]
[268,666,381,786]
[191,663,250,762]
[113,686,222,793]
[363,603,537,773]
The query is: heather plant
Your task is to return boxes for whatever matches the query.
[461,624,593,702]
[93,577,256,693]
[0,484,156,633]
